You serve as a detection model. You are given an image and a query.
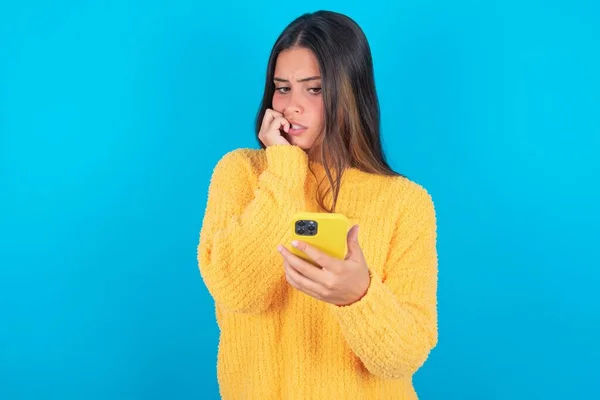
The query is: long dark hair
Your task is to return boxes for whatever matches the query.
[255,10,401,213]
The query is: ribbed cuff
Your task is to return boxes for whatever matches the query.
[329,269,387,317]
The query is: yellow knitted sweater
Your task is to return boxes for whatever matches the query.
[197,145,438,400]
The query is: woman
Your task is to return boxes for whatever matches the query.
[198,10,438,400]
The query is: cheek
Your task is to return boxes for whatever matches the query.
[272,93,284,113]
[308,97,324,130]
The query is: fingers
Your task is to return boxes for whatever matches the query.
[260,109,281,131]
[260,109,289,134]
[259,109,291,146]
[283,261,325,300]
[278,245,326,282]
[270,115,290,134]
[345,225,363,260]
[291,240,337,270]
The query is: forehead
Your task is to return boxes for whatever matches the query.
[274,47,320,78]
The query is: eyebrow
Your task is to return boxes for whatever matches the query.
[273,76,321,83]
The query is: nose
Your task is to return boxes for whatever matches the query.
[283,91,303,116]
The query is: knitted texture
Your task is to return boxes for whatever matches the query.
[198,145,438,400]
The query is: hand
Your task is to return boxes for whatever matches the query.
[277,225,371,306]
[258,109,291,147]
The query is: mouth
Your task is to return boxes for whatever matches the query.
[288,122,307,136]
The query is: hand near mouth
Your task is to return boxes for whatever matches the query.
[258,109,292,147]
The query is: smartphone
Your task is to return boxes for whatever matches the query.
[290,212,350,263]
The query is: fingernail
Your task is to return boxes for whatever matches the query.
[277,245,283,252]
[291,240,298,248]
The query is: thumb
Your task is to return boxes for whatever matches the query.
[345,225,362,260]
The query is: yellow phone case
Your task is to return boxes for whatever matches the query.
[290,212,350,262]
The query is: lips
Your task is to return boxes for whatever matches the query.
[288,121,307,136]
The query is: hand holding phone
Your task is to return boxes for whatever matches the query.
[279,213,370,306]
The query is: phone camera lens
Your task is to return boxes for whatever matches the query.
[308,225,315,231]
[298,221,306,227]
[298,229,305,235]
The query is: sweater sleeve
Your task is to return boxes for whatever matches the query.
[330,186,438,379]
[197,145,308,314]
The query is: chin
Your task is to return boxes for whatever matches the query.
[288,136,314,151]
[286,135,314,151]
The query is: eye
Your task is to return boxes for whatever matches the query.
[308,87,322,94]
[275,87,290,94]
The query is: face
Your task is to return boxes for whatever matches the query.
[272,47,324,150]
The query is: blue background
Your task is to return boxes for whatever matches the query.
[1,1,598,399]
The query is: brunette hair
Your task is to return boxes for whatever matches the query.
[256,10,401,212]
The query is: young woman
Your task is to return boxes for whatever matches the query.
[198,10,438,400]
